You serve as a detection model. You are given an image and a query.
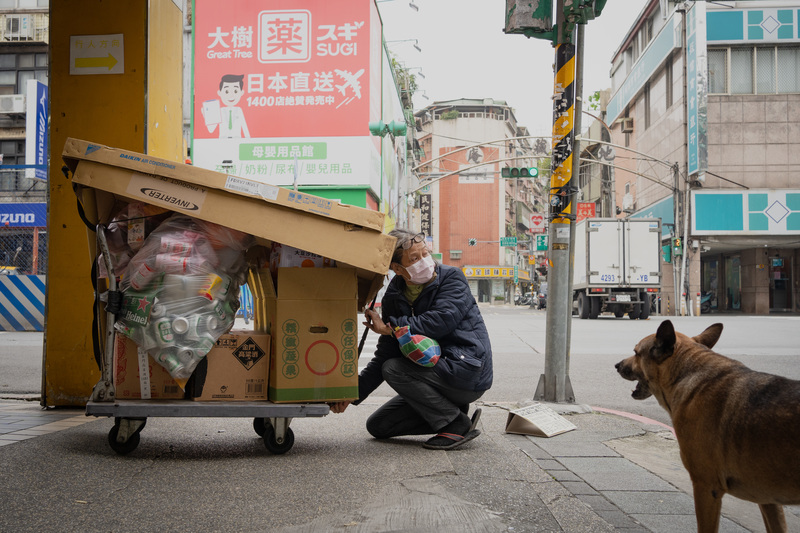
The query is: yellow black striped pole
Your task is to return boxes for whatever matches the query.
[535,37,578,404]
[549,42,576,224]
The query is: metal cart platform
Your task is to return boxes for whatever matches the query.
[86,399,329,455]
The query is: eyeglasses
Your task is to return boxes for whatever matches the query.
[401,233,425,249]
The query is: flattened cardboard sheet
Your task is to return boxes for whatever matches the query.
[505,403,577,438]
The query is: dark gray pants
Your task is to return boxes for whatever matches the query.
[366,357,484,439]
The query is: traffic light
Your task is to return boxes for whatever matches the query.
[368,120,407,138]
[564,0,607,23]
[672,237,683,257]
[503,0,556,44]
[502,167,539,178]
[468,238,477,246]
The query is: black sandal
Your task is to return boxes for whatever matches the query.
[422,429,481,450]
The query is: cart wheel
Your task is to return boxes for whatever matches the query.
[253,417,268,437]
[108,425,140,456]
[263,425,294,454]
[115,417,146,432]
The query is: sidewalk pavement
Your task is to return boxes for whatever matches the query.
[2,395,797,532]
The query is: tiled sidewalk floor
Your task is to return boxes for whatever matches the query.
[0,402,92,446]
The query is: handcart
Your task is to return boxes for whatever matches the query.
[85,224,330,456]
[64,138,393,457]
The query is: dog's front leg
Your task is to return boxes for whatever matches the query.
[759,503,787,533]
[692,482,724,533]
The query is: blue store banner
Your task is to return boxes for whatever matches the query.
[0,203,47,227]
[25,80,49,181]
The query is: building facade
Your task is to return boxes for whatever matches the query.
[0,5,48,276]
[414,98,546,303]
[596,0,800,315]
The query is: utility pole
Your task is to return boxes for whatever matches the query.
[504,0,607,404]
[536,5,576,403]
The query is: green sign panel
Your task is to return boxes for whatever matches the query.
[513,265,518,284]
[239,142,327,160]
[500,237,517,247]
[536,234,548,251]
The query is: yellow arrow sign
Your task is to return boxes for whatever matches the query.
[74,53,118,70]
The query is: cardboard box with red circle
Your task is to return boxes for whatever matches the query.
[266,267,359,403]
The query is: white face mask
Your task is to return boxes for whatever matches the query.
[404,254,435,285]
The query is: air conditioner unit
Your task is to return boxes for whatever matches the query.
[0,94,25,114]
[4,14,33,40]
[620,117,634,133]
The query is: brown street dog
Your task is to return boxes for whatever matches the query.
[615,320,800,533]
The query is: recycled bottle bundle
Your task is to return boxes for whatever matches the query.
[114,213,254,382]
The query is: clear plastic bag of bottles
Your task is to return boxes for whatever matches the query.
[114,213,254,386]
[98,202,172,280]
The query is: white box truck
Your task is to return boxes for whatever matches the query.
[572,218,661,319]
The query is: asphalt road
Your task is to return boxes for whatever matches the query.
[478,308,800,426]
[2,309,799,427]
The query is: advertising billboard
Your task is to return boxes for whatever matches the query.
[192,0,380,188]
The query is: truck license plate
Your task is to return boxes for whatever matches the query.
[616,295,631,302]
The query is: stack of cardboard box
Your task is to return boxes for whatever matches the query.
[64,138,395,404]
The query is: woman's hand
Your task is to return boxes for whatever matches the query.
[329,401,351,414]
[363,308,393,336]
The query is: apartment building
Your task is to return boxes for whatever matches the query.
[595,0,800,315]
[414,98,545,303]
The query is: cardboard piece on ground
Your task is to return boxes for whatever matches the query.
[62,138,395,309]
[189,331,270,401]
[113,333,184,399]
[266,267,359,403]
[505,403,577,438]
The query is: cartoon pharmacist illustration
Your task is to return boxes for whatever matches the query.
[201,74,251,138]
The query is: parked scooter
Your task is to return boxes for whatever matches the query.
[515,292,532,306]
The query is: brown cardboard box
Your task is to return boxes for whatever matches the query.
[62,138,394,292]
[190,331,270,401]
[113,333,184,399]
[266,268,359,403]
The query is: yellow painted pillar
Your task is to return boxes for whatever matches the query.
[46,0,183,406]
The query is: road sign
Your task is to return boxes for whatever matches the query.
[500,237,517,247]
[514,265,518,283]
[536,234,548,251]
[576,202,596,222]
[529,213,546,234]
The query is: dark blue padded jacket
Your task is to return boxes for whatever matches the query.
[356,263,493,403]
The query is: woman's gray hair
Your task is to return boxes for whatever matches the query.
[388,228,438,266]
[389,228,419,264]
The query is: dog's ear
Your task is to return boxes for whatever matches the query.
[651,320,676,362]
[693,323,723,349]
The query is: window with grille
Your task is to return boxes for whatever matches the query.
[708,45,800,94]
[0,52,47,95]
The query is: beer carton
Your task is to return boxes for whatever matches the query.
[113,333,184,399]
[190,331,270,401]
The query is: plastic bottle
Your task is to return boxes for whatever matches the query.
[158,236,193,256]
[129,261,157,291]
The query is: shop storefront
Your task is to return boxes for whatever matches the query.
[693,190,799,314]
[462,265,530,304]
